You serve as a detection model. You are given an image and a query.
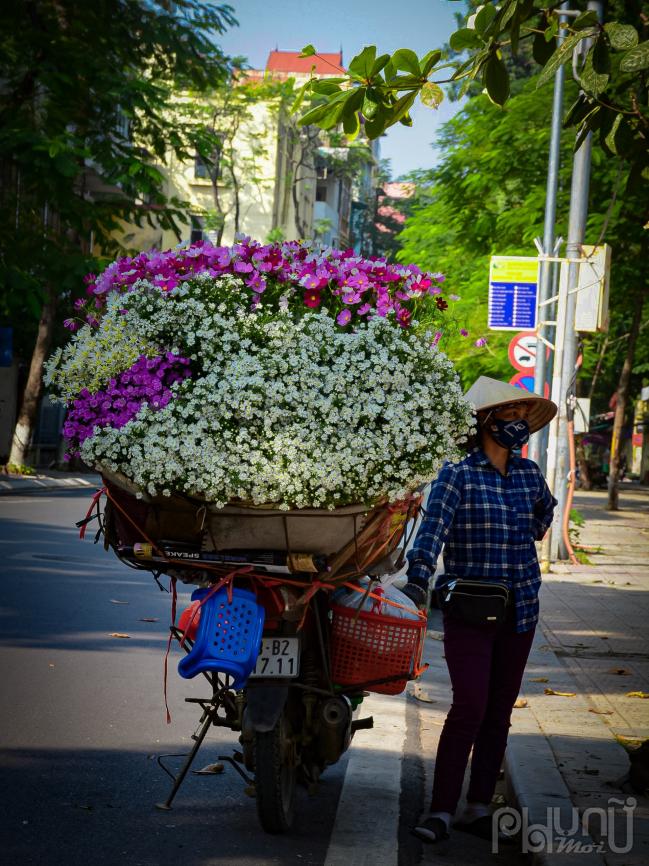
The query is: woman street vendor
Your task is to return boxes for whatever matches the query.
[403,376,558,845]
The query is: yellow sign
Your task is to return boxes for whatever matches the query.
[490,257,539,283]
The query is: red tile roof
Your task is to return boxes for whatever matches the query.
[265,50,344,75]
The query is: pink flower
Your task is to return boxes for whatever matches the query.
[460,328,469,337]
[303,289,322,309]
[357,303,371,316]
[432,331,443,346]
[336,309,352,326]
[300,273,321,290]
[474,337,488,348]
[395,306,412,328]
[246,273,267,293]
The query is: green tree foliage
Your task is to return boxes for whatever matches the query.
[186,71,293,244]
[1,0,236,339]
[0,0,236,462]
[395,73,648,403]
[295,2,649,178]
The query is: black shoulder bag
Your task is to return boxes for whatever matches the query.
[438,578,510,626]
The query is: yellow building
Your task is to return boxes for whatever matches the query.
[120,50,377,252]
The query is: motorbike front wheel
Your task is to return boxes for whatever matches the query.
[254,709,297,833]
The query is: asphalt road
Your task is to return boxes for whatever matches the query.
[1,489,526,866]
[0,490,348,866]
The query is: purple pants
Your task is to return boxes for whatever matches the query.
[429,607,535,814]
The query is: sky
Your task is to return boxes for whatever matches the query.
[217,0,467,178]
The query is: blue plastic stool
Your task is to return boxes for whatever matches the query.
[178,586,265,688]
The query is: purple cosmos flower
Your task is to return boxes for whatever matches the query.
[474,337,488,348]
[82,238,451,332]
[336,309,352,326]
[460,328,469,337]
[63,354,192,456]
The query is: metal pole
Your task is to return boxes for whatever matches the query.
[548,0,604,561]
[529,1,570,473]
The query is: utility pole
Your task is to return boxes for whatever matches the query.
[529,1,570,475]
[544,0,605,563]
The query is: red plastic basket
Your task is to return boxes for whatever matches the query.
[329,604,427,695]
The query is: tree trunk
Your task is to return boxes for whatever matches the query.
[211,145,225,245]
[230,161,241,235]
[588,334,609,400]
[575,439,592,490]
[8,286,57,466]
[607,294,645,510]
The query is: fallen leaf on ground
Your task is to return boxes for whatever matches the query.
[529,677,549,683]
[607,668,631,676]
[625,691,649,699]
[412,684,436,703]
[544,687,576,697]
[513,698,528,708]
[588,708,613,715]
[109,599,129,605]
[109,632,131,639]
[427,630,444,641]
[139,617,159,622]
[192,762,225,776]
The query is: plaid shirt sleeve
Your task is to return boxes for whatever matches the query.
[406,462,462,590]
[532,474,557,540]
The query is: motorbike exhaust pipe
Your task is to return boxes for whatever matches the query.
[317,697,352,766]
[321,696,351,728]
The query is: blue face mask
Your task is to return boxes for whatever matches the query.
[488,418,530,450]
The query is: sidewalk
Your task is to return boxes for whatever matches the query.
[412,482,649,865]
[0,469,101,495]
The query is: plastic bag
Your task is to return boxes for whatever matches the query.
[331,578,420,621]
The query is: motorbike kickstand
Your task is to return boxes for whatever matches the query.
[155,705,216,811]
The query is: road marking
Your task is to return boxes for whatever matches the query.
[325,691,406,866]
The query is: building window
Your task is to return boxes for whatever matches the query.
[190,215,204,244]
[316,182,328,202]
[194,154,209,180]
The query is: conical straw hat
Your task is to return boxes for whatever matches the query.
[464,376,557,434]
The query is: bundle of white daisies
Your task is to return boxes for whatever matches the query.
[45,241,474,510]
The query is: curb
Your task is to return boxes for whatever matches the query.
[504,626,609,866]
[0,475,102,495]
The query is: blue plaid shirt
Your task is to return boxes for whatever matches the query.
[406,448,557,633]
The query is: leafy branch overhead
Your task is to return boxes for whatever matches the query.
[294,1,648,175]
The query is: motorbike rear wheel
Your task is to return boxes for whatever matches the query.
[254,709,297,833]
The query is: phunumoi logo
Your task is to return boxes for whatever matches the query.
[492,797,637,854]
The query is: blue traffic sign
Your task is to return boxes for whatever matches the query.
[488,257,538,331]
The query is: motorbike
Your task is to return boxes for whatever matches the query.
[86,482,425,834]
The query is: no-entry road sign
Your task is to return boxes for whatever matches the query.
[508,331,538,371]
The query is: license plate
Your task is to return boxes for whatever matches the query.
[251,637,300,678]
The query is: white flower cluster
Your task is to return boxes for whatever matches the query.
[69,276,474,509]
